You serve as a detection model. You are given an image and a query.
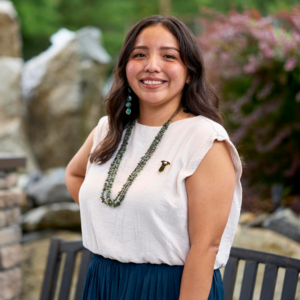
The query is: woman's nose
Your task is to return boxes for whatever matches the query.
[144,55,161,73]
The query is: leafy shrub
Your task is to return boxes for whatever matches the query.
[197,7,300,210]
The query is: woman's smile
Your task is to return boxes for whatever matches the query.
[139,77,168,89]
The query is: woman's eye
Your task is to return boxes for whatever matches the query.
[165,55,176,59]
[133,53,146,58]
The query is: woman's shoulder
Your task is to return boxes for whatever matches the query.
[189,115,229,140]
[186,115,243,179]
[94,115,109,145]
[97,115,109,127]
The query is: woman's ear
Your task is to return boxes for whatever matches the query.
[186,75,191,84]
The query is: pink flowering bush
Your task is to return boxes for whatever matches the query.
[197,7,300,209]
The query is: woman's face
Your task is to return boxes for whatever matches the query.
[126,24,189,107]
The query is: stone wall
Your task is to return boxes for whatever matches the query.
[0,1,39,172]
[0,154,25,300]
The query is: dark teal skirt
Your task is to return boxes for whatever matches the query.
[81,253,224,300]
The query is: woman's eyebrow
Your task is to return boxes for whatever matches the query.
[161,46,180,52]
[132,46,180,52]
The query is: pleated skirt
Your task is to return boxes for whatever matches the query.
[81,253,224,300]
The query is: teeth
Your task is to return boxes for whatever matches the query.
[142,80,164,85]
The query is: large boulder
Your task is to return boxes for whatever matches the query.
[22,202,80,232]
[22,27,111,170]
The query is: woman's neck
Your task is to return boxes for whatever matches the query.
[137,103,196,127]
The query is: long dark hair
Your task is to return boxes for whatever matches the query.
[89,15,224,165]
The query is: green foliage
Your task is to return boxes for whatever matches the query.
[12,0,60,36]
[11,0,61,58]
[12,0,300,61]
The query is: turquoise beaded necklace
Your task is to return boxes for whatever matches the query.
[101,103,183,207]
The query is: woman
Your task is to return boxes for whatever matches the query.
[65,15,243,300]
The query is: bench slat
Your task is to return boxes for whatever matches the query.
[281,268,299,300]
[60,240,85,252]
[58,251,77,300]
[223,257,239,300]
[40,238,62,300]
[230,248,300,271]
[74,250,93,300]
[239,261,258,300]
[259,264,278,300]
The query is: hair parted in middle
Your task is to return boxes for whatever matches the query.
[89,15,224,165]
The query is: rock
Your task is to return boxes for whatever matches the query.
[25,168,73,206]
[0,206,20,228]
[22,202,80,232]
[0,225,21,246]
[0,188,23,208]
[271,183,284,209]
[21,27,111,170]
[0,170,18,189]
[238,211,256,225]
[0,1,22,57]
[76,26,111,64]
[0,58,22,118]
[0,267,22,300]
[21,230,82,300]
[247,212,269,227]
[23,171,42,190]
[233,224,300,257]
[0,58,39,172]
[262,207,300,243]
[0,243,22,269]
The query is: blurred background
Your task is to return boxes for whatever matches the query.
[0,0,300,299]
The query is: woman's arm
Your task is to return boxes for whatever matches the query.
[179,140,236,300]
[65,126,97,205]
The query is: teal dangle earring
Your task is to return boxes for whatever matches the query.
[125,87,132,115]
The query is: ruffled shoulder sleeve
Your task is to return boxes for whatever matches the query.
[185,116,243,182]
[85,115,109,177]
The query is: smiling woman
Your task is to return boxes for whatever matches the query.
[126,25,191,121]
[65,15,243,300]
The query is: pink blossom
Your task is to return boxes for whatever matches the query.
[292,32,300,43]
[259,41,274,58]
[244,55,260,74]
[291,14,300,30]
[282,38,297,56]
[284,57,298,71]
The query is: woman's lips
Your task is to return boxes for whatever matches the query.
[139,80,168,89]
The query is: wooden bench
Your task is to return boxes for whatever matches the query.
[40,237,300,300]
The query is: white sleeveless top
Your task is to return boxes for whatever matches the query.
[79,115,243,269]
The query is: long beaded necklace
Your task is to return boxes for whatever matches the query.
[101,103,183,208]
